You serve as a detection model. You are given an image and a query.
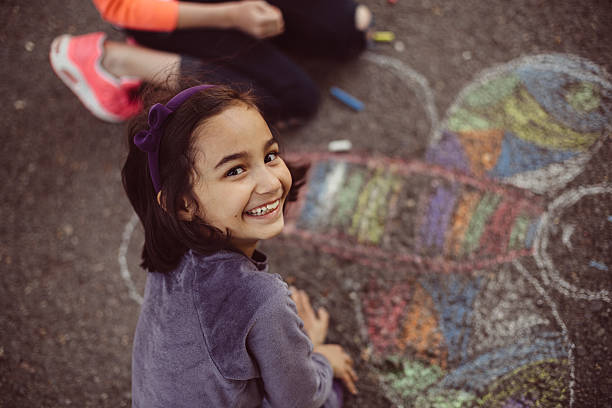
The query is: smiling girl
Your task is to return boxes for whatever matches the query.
[122,83,357,407]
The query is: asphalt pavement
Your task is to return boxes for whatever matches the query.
[1,0,611,407]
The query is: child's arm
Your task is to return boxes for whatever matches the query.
[290,287,329,346]
[291,287,358,395]
[177,1,284,38]
[246,286,335,408]
[93,0,284,38]
[313,344,358,395]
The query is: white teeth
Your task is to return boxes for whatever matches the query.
[247,200,280,216]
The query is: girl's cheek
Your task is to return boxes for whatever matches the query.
[280,162,292,191]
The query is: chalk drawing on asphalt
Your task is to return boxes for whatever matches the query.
[428,53,611,194]
[280,150,577,406]
[357,263,572,407]
[278,53,610,406]
[118,212,144,305]
[533,184,612,302]
[362,52,439,140]
[282,152,543,272]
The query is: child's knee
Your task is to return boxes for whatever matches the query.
[330,4,371,60]
[354,5,372,32]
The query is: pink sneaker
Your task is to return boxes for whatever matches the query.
[49,32,142,123]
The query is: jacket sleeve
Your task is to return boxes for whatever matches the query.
[247,284,334,408]
[92,0,179,32]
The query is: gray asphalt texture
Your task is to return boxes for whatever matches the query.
[1,0,611,407]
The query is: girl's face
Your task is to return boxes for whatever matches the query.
[189,103,292,257]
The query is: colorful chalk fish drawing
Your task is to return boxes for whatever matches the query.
[281,53,612,407]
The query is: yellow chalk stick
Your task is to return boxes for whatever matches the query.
[372,31,395,42]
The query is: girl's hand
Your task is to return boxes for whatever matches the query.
[314,344,358,395]
[230,1,285,39]
[290,287,329,347]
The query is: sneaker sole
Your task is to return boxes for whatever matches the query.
[49,35,124,123]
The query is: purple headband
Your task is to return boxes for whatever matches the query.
[134,84,215,193]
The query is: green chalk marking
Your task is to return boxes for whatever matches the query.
[366,174,398,244]
[382,358,477,406]
[332,168,366,228]
[350,169,380,239]
[566,82,601,113]
[509,215,529,250]
[350,169,396,244]
[463,74,520,108]
[447,108,494,132]
[383,359,445,400]
[382,359,477,407]
[415,389,476,408]
[461,193,501,256]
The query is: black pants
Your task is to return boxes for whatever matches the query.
[127,0,366,123]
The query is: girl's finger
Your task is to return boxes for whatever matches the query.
[294,289,304,308]
[297,291,310,317]
[290,288,301,310]
[300,291,315,318]
[317,307,329,324]
[289,286,298,298]
[341,372,358,395]
[348,366,359,382]
[341,351,353,366]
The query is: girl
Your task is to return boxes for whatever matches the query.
[122,82,358,407]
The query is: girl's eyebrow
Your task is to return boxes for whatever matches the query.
[215,151,247,169]
[214,137,278,169]
[264,137,279,149]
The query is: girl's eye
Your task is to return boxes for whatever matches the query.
[226,166,245,177]
[265,151,279,163]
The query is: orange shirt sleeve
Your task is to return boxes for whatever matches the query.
[93,0,179,32]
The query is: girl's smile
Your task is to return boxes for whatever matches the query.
[186,103,292,257]
[245,198,281,217]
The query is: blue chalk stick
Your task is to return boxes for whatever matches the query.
[589,260,609,271]
[330,86,364,111]
[608,215,612,223]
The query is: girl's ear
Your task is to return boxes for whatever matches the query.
[156,191,165,210]
[176,195,196,221]
[156,191,195,220]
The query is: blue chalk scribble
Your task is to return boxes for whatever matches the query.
[589,260,609,271]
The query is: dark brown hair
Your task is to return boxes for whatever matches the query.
[122,82,307,273]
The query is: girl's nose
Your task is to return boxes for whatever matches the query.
[255,166,282,195]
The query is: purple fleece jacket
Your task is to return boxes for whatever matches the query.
[131,249,338,408]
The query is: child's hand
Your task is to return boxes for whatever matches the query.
[313,344,358,395]
[231,1,285,39]
[290,287,358,394]
[290,287,329,346]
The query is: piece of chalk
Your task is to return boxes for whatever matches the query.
[608,215,612,223]
[330,87,364,111]
[372,31,395,42]
[388,0,398,4]
[589,260,609,271]
[328,139,353,152]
